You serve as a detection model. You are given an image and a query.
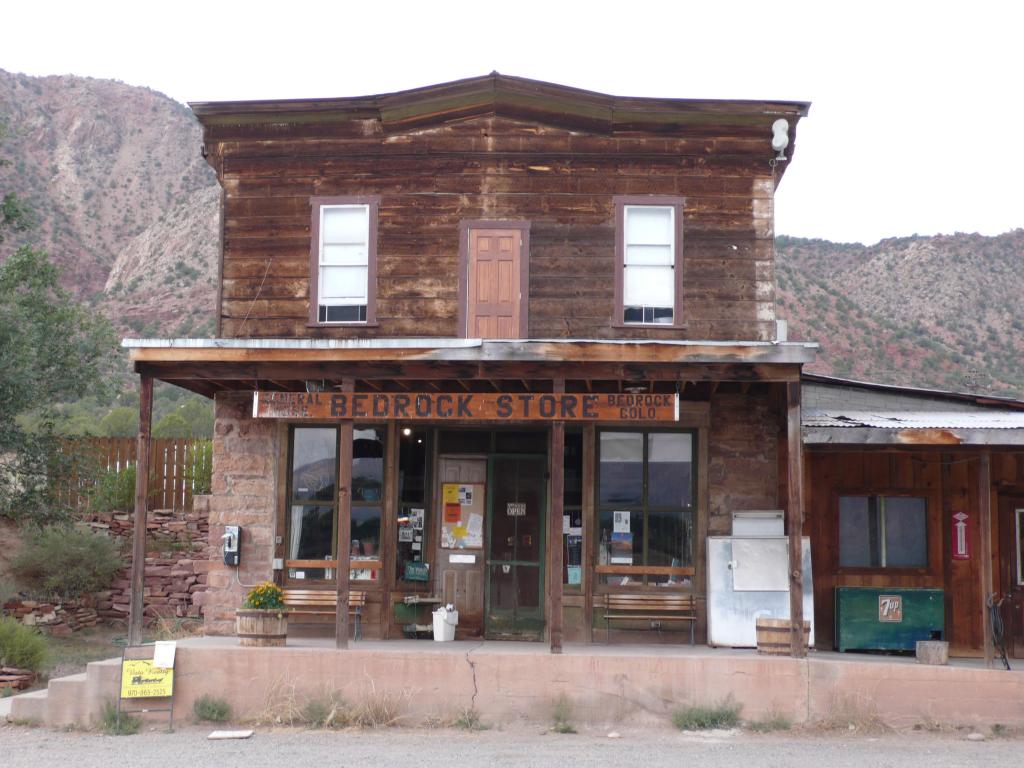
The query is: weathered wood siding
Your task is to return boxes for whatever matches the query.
[208,116,776,340]
[805,450,1024,653]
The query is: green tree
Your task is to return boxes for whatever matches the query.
[0,248,116,523]
[0,120,34,241]
[153,411,189,438]
[99,406,139,437]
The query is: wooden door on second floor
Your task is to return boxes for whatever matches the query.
[465,227,526,338]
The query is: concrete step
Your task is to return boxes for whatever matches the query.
[7,689,48,724]
[45,672,89,727]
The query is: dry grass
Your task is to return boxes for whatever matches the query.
[151,615,203,641]
[350,680,410,728]
[254,677,306,727]
[812,694,889,733]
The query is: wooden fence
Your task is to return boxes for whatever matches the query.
[54,437,213,513]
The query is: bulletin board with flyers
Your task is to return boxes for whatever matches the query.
[440,483,486,549]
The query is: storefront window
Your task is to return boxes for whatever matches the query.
[350,428,383,581]
[397,428,430,584]
[597,430,694,586]
[285,426,385,583]
[287,428,338,580]
[563,431,583,586]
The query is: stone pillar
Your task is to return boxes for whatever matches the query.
[203,392,279,636]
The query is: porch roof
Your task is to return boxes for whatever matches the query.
[802,375,1024,447]
[123,337,817,398]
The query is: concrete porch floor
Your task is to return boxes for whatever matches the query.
[9,636,1024,730]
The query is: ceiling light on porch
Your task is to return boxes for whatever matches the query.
[402,427,413,437]
[623,382,648,394]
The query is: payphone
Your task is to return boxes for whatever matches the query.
[221,525,241,566]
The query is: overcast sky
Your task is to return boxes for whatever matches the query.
[4,1,1021,245]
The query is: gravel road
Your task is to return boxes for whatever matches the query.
[2,722,1019,768]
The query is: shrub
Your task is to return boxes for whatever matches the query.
[302,691,349,728]
[0,617,47,671]
[747,711,792,732]
[551,693,576,734]
[243,581,284,610]
[9,526,123,601]
[100,700,140,735]
[672,697,742,731]
[88,465,136,512]
[452,706,488,731]
[193,694,231,723]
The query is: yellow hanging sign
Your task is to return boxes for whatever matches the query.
[120,659,174,699]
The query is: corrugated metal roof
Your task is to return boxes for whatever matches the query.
[804,410,1024,430]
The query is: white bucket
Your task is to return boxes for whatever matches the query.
[432,606,459,642]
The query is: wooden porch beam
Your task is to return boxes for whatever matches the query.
[128,375,153,646]
[785,380,806,658]
[978,452,994,669]
[336,378,354,649]
[137,361,802,384]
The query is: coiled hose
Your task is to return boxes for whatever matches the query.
[988,593,1011,671]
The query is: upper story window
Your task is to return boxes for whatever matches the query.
[310,196,379,325]
[614,196,684,327]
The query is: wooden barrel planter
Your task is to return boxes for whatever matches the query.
[236,609,288,647]
[755,618,810,655]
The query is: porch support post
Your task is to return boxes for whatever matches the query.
[336,379,354,649]
[127,374,153,646]
[381,421,399,640]
[581,423,596,643]
[785,381,806,658]
[548,379,565,654]
[979,452,994,669]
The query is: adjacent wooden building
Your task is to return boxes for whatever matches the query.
[123,74,1024,660]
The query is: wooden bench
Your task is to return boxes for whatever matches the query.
[604,594,697,644]
[282,589,367,640]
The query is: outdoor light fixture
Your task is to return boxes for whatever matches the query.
[402,427,413,437]
[771,118,789,161]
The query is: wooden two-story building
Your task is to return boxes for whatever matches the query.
[125,74,820,652]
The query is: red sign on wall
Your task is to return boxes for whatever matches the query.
[952,511,971,561]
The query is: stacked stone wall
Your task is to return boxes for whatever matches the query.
[203,392,279,635]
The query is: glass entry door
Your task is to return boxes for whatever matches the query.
[486,455,546,639]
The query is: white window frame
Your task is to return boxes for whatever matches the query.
[614,196,684,328]
[310,196,378,325]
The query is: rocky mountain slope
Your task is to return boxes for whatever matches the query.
[776,231,1024,398]
[0,68,218,336]
[1,69,1021,400]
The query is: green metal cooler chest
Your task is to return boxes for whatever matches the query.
[835,587,944,651]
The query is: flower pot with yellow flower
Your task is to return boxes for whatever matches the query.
[236,581,288,647]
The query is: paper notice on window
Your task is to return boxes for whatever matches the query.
[613,511,630,533]
[152,641,176,670]
[443,484,459,504]
[398,528,414,543]
[467,513,483,539]
[410,508,425,530]
[563,515,570,534]
[459,485,473,505]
